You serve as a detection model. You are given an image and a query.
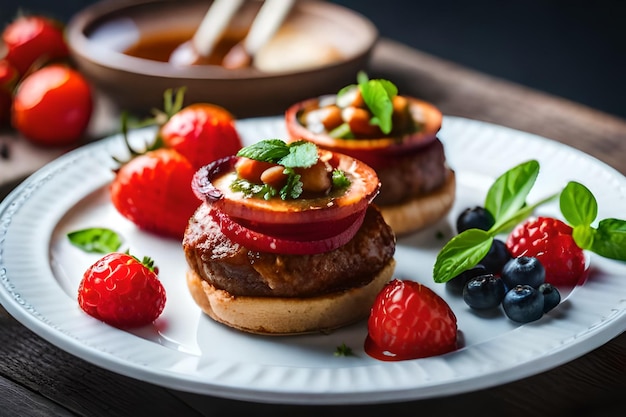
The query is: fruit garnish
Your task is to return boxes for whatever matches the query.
[110,147,199,239]
[506,217,586,286]
[77,252,166,328]
[433,159,626,284]
[67,227,123,254]
[365,279,458,361]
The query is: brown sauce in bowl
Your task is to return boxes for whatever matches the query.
[124,29,247,65]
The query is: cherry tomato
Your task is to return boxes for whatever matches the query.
[12,64,93,146]
[2,15,69,76]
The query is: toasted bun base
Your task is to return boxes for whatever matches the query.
[380,169,456,236]
[186,259,396,335]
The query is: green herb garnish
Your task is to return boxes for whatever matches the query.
[67,228,123,254]
[237,139,318,168]
[234,139,351,200]
[334,343,355,357]
[357,71,397,135]
[560,181,626,260]
[433,160,626,284]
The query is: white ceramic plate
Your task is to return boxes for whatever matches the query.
[1,117,625,405]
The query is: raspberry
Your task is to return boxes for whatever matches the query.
[78,253,166,328]
[506,217,586,286]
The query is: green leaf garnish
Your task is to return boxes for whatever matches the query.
[334,343,355,357]
[561,181,626,260]
[433,229,493,284]
[357,72,397,135]
[280,167,303,199]
[433,160,558,283]
[236,139,318,168]
[433,162,626,284]
[332,168,351,189]
[67,228,123,254]
[485,160,539,228]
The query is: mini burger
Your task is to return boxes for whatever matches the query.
[285,72,456,235]
[183,139,396,335]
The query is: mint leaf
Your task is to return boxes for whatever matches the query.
[237,139,290,162]
[67,228,123,254]
[278,141,318,168]
[560,181,598,227]
[433,229,493,283]
[586,218,626,260]
[485,160,539,229]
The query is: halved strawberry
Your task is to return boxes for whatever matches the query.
[365,279,458,361]
[110,148,199,239]
[506,217,586,286]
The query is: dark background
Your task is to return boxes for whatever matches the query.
[2,0,625,119]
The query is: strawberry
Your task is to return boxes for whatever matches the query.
[365,279,458,361]
[506,216,586,286]
[158,102,243,170]
[77,252,166,328]
[110,148,200,239]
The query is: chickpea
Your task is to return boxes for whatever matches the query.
[336,85,366,108]
[297,160,332,194]
[341,106,381,137]
[260,165,288,189]
[392,95,413,133]
[235,157,275,183]
[304,105,343,132]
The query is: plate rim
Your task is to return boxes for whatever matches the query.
[1,116,625,405]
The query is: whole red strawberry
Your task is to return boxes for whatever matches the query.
[366,279,458,361]
[159,103,243,170]
[110,148,199,239]
[506,216,586,286]
[78,253,166,328]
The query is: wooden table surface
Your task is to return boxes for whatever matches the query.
[1,38,625,416]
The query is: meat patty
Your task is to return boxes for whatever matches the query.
[183,204,395,298]
[375,138,448,206]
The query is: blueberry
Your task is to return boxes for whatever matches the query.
[538,283,561,313]
[463,274,506,310]
[446,264,488,293]
[456,206,495,233]
[502,285,545,323]
[479,239,512,274]
[501,256,545,289]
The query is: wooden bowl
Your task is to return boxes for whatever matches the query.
[66,0,378,118]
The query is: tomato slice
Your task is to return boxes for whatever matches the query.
[209,205,367,255]
[192,151,380,226]
[285,97,442,169]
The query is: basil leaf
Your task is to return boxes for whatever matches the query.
[486,160,539,228]
[588,218,626,260]
[433,229,493,283]
[560,181,598,227]
[236,139,289,162]
[67,228,123,254]
[359,80,394,134]
[572,224,594,250]
[278,141,318,168]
